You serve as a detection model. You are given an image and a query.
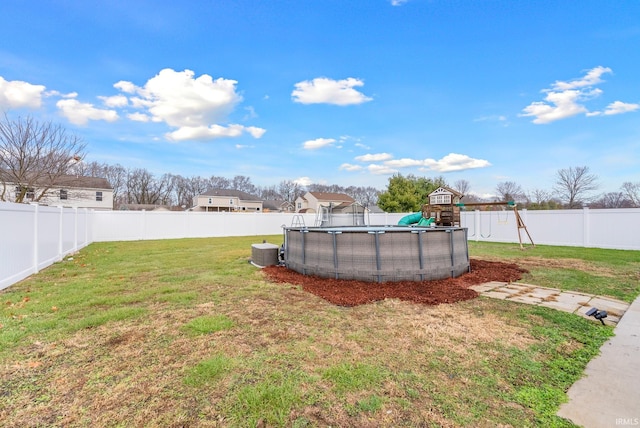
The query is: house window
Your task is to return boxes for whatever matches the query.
[229,199,234,205]
[60,189,68,200]
[96,191,103,202]
[15,186,35,200]
[297,202,301,209]
[208,198,212,204]
[431,194,451,205]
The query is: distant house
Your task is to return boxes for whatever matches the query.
[192,189,263,212]
[262,199,295,213]
[118,204,182,212]
[1,173,114,210]
[294,192,358,213]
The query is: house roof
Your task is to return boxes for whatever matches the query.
[55,175,112,190]
[0,170,112,190]
[428,186,464,198]
[306,192,355,202]
[333,201,359,209]
[262,199,293,210]
[119,204,176,211]
[200,188,262,201]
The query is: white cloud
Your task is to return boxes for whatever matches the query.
[127,112,151,122]
[99,94,128,108]
[419,153,491,172]
[45,90,77,99]
[384,158,425,168]
[113,68,264,141]
[292,77,373,105]
[474,114,508,125]
[368,164,398,175]
[603,101,640,115]
[166,124,245,141]
[121,68,242,127]
[113,80,137,93]
[520,66,638,124]
[391,0,409,5]
[243,106,257,120]
[339,163,364,171]
[56,98,119,125]
[294,176,313,186]
[521,89,592,124]
[303,137,336,150]
[383,153,490,172]
[245,126,267,138]
[355,153,393,162]
[0,76,46,109]
[551,66,612,90]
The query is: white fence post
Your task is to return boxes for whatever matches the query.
[58,206,64,259]
[32,203,39,274]
[74,207,79,252]
[583,207,590,248]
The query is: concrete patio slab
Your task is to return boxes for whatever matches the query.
[473,281,638,427]
[557,296,640,427]
[473,281,630,326]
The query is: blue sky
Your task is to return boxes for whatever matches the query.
[1,0,639,198]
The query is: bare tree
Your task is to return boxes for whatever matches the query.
[621,181,640,207]
[453,179,470,197]
[278,179,304,203]
[0,114,86,202]
[308,183,347,194]
[172,175,211,208]
[103,164,127,209]
[495,181,525,203]
[209,175,230,190]
[528,188,552,205]
[257,184,282,200]
[554,166,599,208]
[345,185,380,207]
[230,175,257,195]
[590,192,631,208]
[125,168,174,205]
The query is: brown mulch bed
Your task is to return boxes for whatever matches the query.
[262,259,528,307]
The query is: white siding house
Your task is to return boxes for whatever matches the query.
[1,174,114,210]
[192,189,263,212]
[294,191,356,213]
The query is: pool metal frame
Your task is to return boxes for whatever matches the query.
[283,226,470,283]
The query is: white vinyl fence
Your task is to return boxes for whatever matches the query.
[2,203,639,291]
[1,202,91,290]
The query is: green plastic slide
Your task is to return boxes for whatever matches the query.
[398,212,435,226]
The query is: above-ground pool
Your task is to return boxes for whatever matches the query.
[283,226,470,283]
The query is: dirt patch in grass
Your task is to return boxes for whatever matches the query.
[262,258,527,307]
[481,255,620,277]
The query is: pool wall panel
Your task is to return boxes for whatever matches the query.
[284,226,470,283]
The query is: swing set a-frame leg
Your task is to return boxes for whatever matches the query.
[514,208,535,249]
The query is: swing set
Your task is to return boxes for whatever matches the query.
[456,201,535,249]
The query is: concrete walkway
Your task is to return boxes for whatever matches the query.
[470,281,630,325]
[470,282,640,427]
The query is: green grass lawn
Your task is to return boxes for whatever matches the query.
[1,236,637,427]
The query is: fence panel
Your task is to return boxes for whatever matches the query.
[3,203,640,291]
[0,203,37,289]
[460,208,640,250]
[37,205,64,271]
[91,211,318,241]
[0,202,92,291]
